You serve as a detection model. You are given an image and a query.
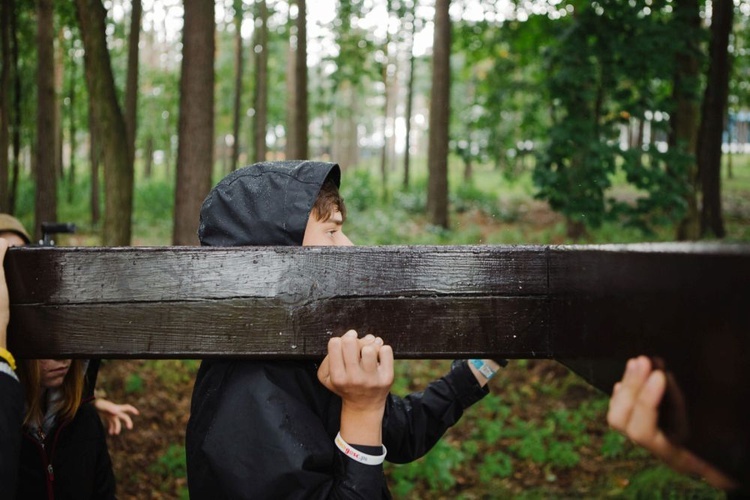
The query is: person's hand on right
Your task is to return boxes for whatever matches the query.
[607,356,738,490]
[318,330,394,446]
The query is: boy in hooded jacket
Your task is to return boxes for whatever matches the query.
[186,160,504,499]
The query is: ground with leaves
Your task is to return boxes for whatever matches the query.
[97,358,722,499]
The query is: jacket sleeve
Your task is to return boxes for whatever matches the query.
[187,361,389,500]
[0,370,23,499]
[383,360,489,464]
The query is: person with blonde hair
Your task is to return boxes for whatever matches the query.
[0,214,137,498]
[0,214,140,435]
[16,355,116,498]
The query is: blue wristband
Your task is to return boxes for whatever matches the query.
[469,359,498,380]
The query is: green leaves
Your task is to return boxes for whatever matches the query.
[533,0,702,235]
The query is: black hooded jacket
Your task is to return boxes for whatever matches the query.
[186,161,489,499]
[17,400,116,499]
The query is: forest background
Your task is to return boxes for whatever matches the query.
[1,0,749,497]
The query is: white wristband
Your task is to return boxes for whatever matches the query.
[335,432,387,466]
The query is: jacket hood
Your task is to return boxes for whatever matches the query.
[198,160,341,247]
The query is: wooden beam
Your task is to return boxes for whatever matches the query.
[6,244,748,368]
[5,243,750,484]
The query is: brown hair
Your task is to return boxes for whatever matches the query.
[17,359,85,427]
[310,178,346,223]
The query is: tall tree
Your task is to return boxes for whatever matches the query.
[230,0,244,171]
[252,0,269,163]
[286,0,308,159]
[295,0,308,159]
[76,0,133,245]
[670,0,703,241]
[35,0,57,240]
[0,0,10,211]
[378,0,394,194]
[125,0,142,170]
[66,44,77,203]
[88,98,101,225]
[426,0,451,228]
[9,0,21,213]
[284,14,297,160]
[402,0,419,189]
[330,0,373,170]
[173,0,215,245]
[698,0,733,238]
[54,30,64,180]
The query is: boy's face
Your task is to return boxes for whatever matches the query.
[302,209,353,247]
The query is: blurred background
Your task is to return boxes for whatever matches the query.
[2,0,748,497]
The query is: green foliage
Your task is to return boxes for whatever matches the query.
[600,429,627,459]
[502,413,583,469]
[452,181,519,222]
[150,444,187,479]
[124,373,144,395]
[387,439,465,496]
[145,360,199,386]
[133,177,175,235]
[533,0,698,234]
[340,167,380,212]
[478,450,514,481]
[623,465,723,500]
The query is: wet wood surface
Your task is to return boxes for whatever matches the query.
[5,243,750,485]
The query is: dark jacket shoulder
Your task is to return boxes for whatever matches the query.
[17,401,116,500]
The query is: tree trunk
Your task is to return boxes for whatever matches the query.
[697,0,732,238]
[463,155,472,182]
[727,150,733,179]
[426,0,451,229]
[9,0,20,214]
[67,52,77,203]
[144,135,153,178]
[35,0,57,241]
[55,29,65,180]
[670,0,702,241]
[284,34,296,159]
[230,0,243,172]
[76,0,133,245]
[0,0,10,211]
[332,81,358,169]
[293,0,308,159]
[252,0,268,163]
[89,98,101,225]
[403,9,417,190]
[125,0,142,170]
[173,0,215,245]
[379,9,393,197]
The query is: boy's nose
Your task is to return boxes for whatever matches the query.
[338,233,354,247]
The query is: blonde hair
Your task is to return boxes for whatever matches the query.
[18,359,85,427]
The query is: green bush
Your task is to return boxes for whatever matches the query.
[150,444,187,479]
[387,440,465,496]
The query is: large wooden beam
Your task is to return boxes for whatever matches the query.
[5,243,750,485]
